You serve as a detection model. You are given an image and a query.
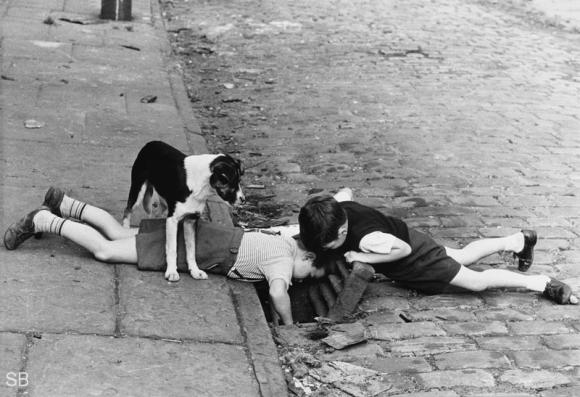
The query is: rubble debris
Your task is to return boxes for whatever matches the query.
[322,322,367,350]
[310,361,391,397]
[58,16,104,25]
[221,97,243,103]
[327,262,374,321]
[31,40,64,48]
[140,95,158,103]
[24,119,45,129]
[275,323,324,348]
[121,44,141,51]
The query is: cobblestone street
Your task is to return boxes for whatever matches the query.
[162,0,580,395]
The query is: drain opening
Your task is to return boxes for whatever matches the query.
[254,279,319,324]
[254,261,375,324]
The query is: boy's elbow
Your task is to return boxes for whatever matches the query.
[401,242,412,257]
[269,279,288,298]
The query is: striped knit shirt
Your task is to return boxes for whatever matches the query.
[227,232,296,287]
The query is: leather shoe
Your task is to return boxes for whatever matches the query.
[42,186,64,216]
[515,229,536,272]
[3,207,48,250]
[543,278,573,304]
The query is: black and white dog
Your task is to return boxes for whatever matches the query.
[123,141,244,281]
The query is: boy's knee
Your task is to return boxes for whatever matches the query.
[450,269,489,292]
[94,244,114,263]
[462,277,488,292]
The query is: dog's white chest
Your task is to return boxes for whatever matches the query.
[185,194,206,213]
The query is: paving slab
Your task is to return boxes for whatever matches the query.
[1,107,87,143]
[433,350,512,370]
[25,333,260,397]
[119,266,243,343]
[0,185,52,233]
[0,333,27,397]
[416,369,496,389]
[1,139,133,190]
[0,250,115,334]
[62,0,101,15]
[388,336,477,356]
[1,38,73,62]
[36,82,127,113]
[0,185,127,235]
[499,369,572,389]
[14,0,64,9]
[72,44,164,70]
[475,335,544,351]
[367,322,446,340]
[0,20,49,40]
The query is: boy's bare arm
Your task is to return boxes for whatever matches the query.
[269,279,293,324]
[345,237,411,264]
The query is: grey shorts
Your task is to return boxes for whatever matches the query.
[135,218,243,275]
[373,229,463,294]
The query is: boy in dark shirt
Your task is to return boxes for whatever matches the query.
[299,188,578,305]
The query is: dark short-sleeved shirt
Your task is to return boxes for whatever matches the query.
[339,201,410,254]
[334,201,461,294]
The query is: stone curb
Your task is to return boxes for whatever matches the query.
[229,281,289,397]
[151,0,208,155]
[150,2,289,396]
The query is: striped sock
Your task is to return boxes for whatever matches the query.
[60,195,87,220]
[33,210,67,235]
[526,275,550,292]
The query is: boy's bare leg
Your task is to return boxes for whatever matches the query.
[80,204,138,240]
[450,266,578,304]
[5,208,138,263]
[39,210,138,263]
[44,187,137,240]
[445,233,524,266]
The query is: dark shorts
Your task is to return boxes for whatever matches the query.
[372,229,463,294]
[135,218,243,275]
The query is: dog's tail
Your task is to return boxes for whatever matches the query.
[122,145,152,227]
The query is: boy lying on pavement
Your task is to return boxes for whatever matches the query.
[4,187,324,325]
[299,188,578,305]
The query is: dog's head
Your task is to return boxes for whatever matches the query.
[209,154,245,205]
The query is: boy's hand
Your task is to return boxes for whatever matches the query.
[344,251,363,263]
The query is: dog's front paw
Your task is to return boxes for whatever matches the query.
[190,269,208,280]
[165,270,180,282]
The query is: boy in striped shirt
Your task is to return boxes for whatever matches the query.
[4,187,324,324]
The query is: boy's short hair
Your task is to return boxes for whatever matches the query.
[295,238,323,270]
[298,194,346,253]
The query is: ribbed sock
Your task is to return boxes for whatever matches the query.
[60,195,87,220]
[525,275,550,292]
[33,210,67,235]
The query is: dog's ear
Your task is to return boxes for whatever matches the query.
[223,155,243,174]
[209,154,243,187]
[235,158,244,175]
[209,172,224,188]
[210,170,233,188]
